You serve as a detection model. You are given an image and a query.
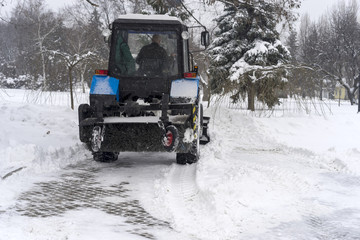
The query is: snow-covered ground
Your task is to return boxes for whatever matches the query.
[1,89,360,239]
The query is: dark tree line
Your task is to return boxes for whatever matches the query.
[0,0,110,93]
[0,0,202,97]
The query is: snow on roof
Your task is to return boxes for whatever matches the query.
[116,14,182,23]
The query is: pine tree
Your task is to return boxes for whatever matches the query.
[286,30,298,63]
[208,0,299,110]
[147,0,190,20]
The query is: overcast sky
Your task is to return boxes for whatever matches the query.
[44,0,75,10]
[298,0,360,20]
[45,0,357,18]
[1,0,360,23]
[44,0,359,19]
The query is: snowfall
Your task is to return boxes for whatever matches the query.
[1,88,360,240]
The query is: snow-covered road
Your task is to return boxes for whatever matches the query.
[1,89,360,239]
[3,154,179,240]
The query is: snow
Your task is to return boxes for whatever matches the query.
[1,88,360,239]
[183,128,194,143]
[170,79,198,99]
[117,14,182,22]
[145,100,360,239]
[0,89,90,210]
[104,115,188,124]
[229,39,287,82]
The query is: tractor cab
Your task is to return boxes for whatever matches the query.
[108,15,195,102]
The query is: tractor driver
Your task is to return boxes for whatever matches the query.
[115,36,135,76]
[136,34,173,76]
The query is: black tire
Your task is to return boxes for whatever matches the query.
[78,104,92,122]
[176,104,200,165]
[84,142,92,151]
[200,103,203,128]
[176,135,199,165]
[79,104,92,143]
[93,151,119,163]
[176,151,198,165]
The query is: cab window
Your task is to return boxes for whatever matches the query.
[111,29,179,78]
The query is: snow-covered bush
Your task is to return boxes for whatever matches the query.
[0,73,40,89]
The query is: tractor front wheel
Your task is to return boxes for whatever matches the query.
[176,104,200,165]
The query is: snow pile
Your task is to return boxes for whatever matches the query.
[146,100,360,239]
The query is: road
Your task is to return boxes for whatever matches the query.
[4,147,360,240]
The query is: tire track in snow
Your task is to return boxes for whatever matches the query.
[157,163,236,240]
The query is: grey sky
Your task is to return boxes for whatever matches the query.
[2,0,359,22]
[45,0,75,10]
[45,0,360,22]
[298,0,360,21]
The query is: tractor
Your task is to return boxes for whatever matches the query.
[78,14,210,164]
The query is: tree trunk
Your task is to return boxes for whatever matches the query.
[40,42,47,90]
[319,80,323,101]
[337,80,354,105]
[81,72,86,94]
[80,63,87,93]
[348,90,354,105]
[37,14,47,90]
[69,67,74,110]
[343,85,354,105]
[247,83,255,111]
[358,83,360,113]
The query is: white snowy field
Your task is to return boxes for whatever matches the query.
[1,88,360,240]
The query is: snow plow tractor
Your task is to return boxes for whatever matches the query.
[78,15,210,164]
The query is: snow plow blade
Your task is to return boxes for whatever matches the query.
[79,117,190,153]
[97,122,164,152]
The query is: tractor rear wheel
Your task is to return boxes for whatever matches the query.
[176,103,200,165]
[176,132,199,165]
[176,151,198,165]
[93,151,119,162]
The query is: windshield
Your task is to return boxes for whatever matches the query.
[110,29,179,78]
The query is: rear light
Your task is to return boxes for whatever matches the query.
[184,72,197,78]
[95,69,108,75]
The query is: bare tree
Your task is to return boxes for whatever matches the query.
[327,0,360,104]
[9,0,62,90]
[297,0,360,104]
[51,50,96,109]
[51,20,102,109]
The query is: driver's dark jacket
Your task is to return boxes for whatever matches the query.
[136,43,168,74]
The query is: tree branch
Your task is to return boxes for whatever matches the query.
[86,0,99,7]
